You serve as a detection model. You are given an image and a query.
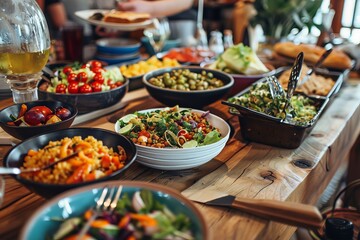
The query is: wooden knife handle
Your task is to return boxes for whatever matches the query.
[232,198,323,229]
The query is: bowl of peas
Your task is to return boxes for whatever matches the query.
[143,66,234,109]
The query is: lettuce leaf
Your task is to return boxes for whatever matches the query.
[220,43,269,75]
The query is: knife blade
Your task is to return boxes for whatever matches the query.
[182,188,323,229]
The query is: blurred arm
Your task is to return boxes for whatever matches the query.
[117,0,194,18]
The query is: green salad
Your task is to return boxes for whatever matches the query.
[228,82,318,124]
[117,106,222,148]
[51,190,195,240]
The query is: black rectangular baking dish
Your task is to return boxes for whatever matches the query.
[275,66,347,100]
[222,78,329,149]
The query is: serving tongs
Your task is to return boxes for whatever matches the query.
[282,52,304,120]
[298,48,333,87]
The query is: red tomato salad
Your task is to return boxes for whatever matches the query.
[47,61,124,94]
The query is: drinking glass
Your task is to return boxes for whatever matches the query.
[143,18,170,54]
[0,0,51,103]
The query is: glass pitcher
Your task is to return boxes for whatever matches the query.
[0,0,50,103]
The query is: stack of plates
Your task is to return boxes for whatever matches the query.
[115,108,231,170]
[95,38,141,65]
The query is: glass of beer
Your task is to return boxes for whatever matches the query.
[0,0,50,103]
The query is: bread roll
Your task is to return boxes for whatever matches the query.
[103,10,150,24]
[273,42,353,70]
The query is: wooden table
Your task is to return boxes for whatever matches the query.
[1,81,359,240]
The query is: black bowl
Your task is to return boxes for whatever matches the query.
[3,128,137,198]
[0,100,78,140]
[143,66,234,109]
[38,79,129,114]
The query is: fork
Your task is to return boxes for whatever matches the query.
[266,75,285,99]
[77,185,123,240]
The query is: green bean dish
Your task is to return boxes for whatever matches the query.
[228,82,318,125]
[148,69,224,91]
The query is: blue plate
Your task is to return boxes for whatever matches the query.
[21,181,209,240]
[96,38,141,55]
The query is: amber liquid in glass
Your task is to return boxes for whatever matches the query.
[0,49,50,75]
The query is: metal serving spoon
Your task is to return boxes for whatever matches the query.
[0,151,80,175]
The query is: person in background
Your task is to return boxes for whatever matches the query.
[117,0,194,18]
[117,0,197,46]
[36,0,67,39]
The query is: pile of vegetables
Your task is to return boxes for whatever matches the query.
[228,82,318,124]
[7,104,71,126]
[47,60,124,94]
[51,189,195,240]
[208,43,269,75]
[117,106,222,148]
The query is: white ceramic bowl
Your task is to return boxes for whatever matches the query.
[115,108,230,170]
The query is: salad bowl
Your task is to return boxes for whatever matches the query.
[21,181,209,240]
[0,100,77,140]
[143,66,234,109]
[38,61,128,114]
[115,107,230,170]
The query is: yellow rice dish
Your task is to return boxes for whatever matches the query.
[21,136,127,184]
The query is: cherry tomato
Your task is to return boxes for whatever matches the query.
[77,72,88,83]
[55,84,67,93]
[91,81,102,92]
[93,73,104,84]
[109,84,117,89]
[68,82,79,94]
[89,60,102,69]
[63,66,73,75]
[138,130,150,138]
[178,129,192,140]
[91,67,104,74]
[29,106,53,117]
[67,73,77,83]
[115,81,123,87]
[107,79,114,85]
[79,84,93,93]
[81,63,89,69]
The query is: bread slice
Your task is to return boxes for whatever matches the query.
[273,42,353,70]
[103,10,150,24]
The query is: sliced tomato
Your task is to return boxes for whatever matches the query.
[138,129,150,138]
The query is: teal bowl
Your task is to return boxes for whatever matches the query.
[20,181,209,240]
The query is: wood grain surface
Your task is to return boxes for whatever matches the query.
[0,82,359,240]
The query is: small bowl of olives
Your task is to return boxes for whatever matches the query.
[0,100,77,140]
[143,66,234,108]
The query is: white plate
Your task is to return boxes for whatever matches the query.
[74,9,153,31]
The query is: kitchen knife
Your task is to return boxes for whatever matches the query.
[182,188,323,229]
